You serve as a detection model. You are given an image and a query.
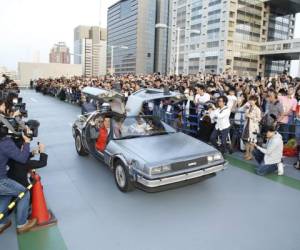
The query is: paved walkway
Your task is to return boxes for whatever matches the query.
[1,90,300,250]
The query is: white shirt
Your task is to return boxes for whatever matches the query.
[195,93,210,104]
[214,106,231,130]
[257,132,283,165]
[227,95,237,112]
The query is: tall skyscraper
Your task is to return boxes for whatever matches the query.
[74,26,107,77]
[154,0,172,75]
[107,0,157,74]
[49,42,70,64]
[169,0,300,77]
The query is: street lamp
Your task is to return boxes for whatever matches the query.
[155,23,201,75]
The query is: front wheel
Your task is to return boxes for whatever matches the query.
[114,160,135,192]
[75,133,89,156]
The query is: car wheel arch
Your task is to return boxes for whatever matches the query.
[112,155,128,170]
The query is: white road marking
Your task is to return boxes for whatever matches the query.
[30,98,38,103]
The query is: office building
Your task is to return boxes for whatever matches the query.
[107,0,157,74]
[155,0,172,75]
[169,0,300,77]
[74,26,107,77]
[49,42,70,64]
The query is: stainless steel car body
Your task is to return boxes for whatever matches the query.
[73,87,226,191]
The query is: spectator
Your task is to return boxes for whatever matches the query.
[278,87,297,143]
[242,95,261,160]
[262,89,283,131]
[227,87,237,115]
[195,85,210,105]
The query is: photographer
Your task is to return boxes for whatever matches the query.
[7,143,48,187]
[251,126,284,176]
[210,96,231,154]
[0,127,37,234]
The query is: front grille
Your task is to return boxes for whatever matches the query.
[171,157,208,172]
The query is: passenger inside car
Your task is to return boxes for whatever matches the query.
[89,117,103,140]
[130,117,152,134]
[95,117,110,152]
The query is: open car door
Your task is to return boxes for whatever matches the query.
[82,87,126,115]
[125,88,186,116]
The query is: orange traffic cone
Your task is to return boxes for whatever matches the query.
[30,173,57,229]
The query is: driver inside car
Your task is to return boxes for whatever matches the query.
[129,118,152,135]
[95,117,110,152]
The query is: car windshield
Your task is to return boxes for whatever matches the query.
[112,116,172,139]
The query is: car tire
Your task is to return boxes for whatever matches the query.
[114,160,135,193]
[75,133,89,156]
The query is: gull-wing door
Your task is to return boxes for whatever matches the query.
[82,87,125,115]
[125,88,186,116]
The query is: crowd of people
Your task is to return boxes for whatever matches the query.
[34,71,300,175]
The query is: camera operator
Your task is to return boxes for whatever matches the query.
[209,96,231,154]
[251,126,284,176]
[7,143,48,187]
[0,126,37,234]
[0,97,36,234]
[5,92,26,118]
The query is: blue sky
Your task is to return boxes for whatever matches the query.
[0,0,299,75]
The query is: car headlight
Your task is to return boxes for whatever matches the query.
[213,154,222,161]
[151,165,171,175]
[207,155,214,162]
[207,154,222,162]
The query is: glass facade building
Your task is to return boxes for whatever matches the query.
[107,0,157,74]
[170,0,298,77]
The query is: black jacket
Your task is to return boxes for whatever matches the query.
[7,153,48,187]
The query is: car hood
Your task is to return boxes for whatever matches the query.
[115,132,217,165]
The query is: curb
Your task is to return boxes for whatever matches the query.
[225,154,300,191]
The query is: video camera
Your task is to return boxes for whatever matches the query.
[0,116,40,142]
[11,97,28,118]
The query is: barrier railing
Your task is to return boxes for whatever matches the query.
[155,106,300,142]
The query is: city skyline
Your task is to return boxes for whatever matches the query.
[0,0,118,70]
[0,0,300,76]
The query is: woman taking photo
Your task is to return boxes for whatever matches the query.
[242,95,261,160]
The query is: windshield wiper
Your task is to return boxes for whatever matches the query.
[115,135,145,140]
[146,131,174,137]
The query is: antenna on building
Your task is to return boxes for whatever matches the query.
[99,0,102,27]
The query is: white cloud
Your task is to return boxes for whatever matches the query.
[0,0,119,70]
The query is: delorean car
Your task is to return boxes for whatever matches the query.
[72,87,226,192]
